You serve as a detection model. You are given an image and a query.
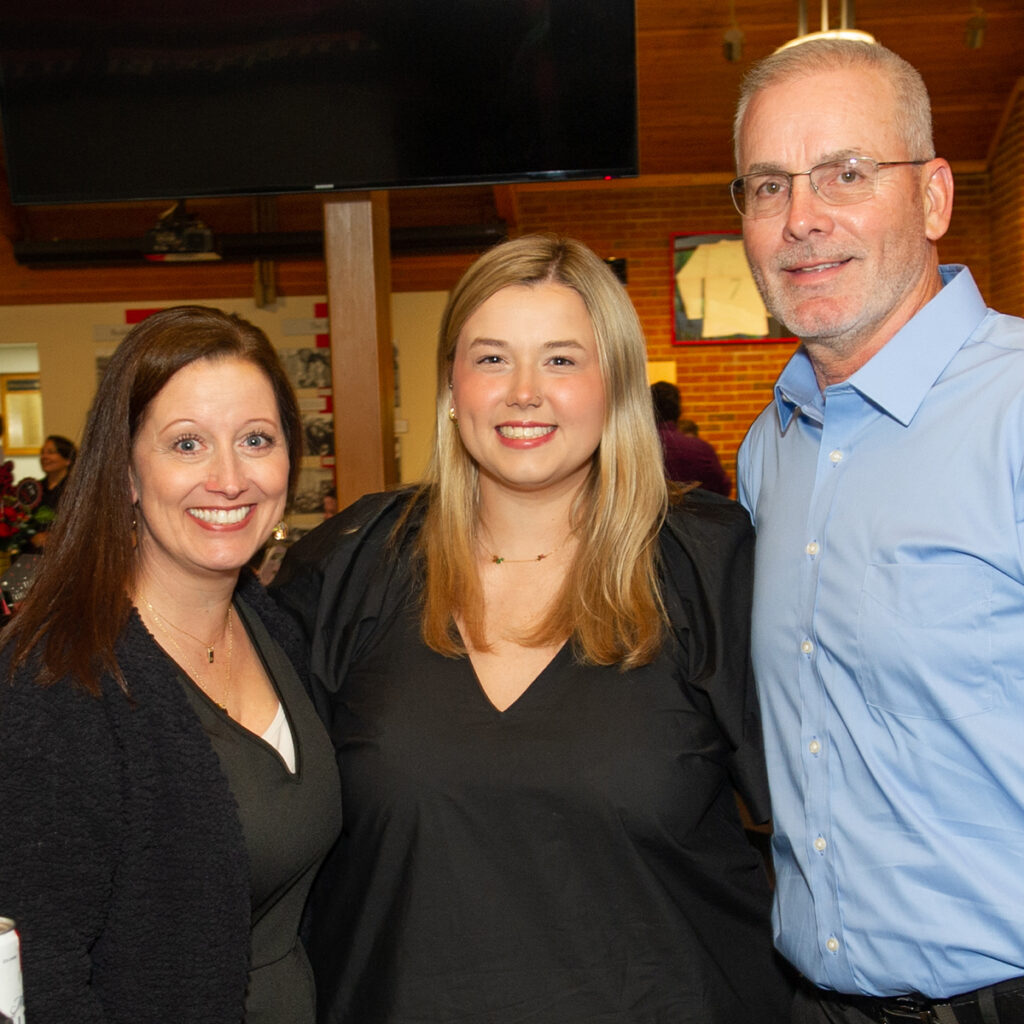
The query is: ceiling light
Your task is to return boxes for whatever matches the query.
[777,0,877,53]
[776,28,877,52]
[723,0,744,62]
[965,4,987,49]
[724,27,745,62]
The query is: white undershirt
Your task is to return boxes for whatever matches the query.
[260,701,296,774]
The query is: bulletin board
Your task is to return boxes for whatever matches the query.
[672,232,794,345]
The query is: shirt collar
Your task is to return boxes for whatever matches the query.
[773,265,988,429]
[773,348,821,429]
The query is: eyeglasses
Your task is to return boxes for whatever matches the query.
[729,156,929,219]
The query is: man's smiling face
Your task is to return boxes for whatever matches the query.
[738,64,940,371]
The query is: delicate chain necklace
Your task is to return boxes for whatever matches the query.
[488,541,564,565]
[143,599,235,710]
[489,550,554,564]
[141,597,228,664]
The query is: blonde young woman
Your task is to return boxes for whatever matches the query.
[272,235,791,1023]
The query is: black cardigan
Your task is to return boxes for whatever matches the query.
[0,572,300,1024]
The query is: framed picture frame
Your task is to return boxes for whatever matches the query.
[1,373,44,455]
[672,232,794,345]
[280,347,332,391]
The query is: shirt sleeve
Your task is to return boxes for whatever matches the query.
[661,493,771,823]
[735,434,757,518]
[269,490,415,712]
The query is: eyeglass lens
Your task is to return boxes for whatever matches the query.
[733,157,880,218]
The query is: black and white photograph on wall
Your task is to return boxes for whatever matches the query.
[281,348,332,390]
[303,414,334,458]
[292,466,335,517]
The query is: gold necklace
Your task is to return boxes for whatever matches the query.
[141,596,227,663]
[490,551,554,564]
[488,541,564,565]
[143,600,235,710]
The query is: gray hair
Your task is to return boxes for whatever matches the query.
[733,38,935,168]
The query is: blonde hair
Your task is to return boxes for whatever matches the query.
[410,234,668,668]
[733,38,935,167]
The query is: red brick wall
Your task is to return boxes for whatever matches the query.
[512,169,998,491]
[945,169,991,297]
[990,82,1024,317]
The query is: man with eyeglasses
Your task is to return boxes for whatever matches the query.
[733,38,1024,1024]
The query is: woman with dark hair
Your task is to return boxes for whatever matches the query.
[272,235,790,1023]
[22,433,77,551]
[650,380,731,495]
[38,433,76,502]
[0,306,342,1024]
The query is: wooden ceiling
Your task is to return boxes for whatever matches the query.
[2,0,1023,253]
[639,0,1024,175]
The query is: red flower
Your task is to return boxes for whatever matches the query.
[0,462,34,552]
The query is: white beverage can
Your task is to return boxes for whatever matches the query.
[0,918,25,1024]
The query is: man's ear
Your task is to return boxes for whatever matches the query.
[923,158,954,243]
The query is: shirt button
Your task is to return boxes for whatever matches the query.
[826,936,840,953]
[829,449,843,464]
[806,541,819,556]
[813,835,827,852]
[801,639,814,655]
[808,739,821,755]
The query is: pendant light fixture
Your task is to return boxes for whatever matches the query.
[775,0,876,53]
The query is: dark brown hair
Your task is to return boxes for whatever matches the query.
[650,381,682,426]
[43,434,77,467]
[3,305,303,695]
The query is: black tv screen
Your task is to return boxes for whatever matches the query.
[0,0,638,205]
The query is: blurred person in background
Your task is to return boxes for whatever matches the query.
[22,434,77,551]
[651,380,730,495]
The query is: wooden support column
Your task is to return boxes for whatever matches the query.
[323,192,399,509]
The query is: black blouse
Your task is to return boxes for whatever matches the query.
[271,489,791,1024]
[179,594,343,1024]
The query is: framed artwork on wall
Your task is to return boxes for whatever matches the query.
[672,232,794,345]
[1,373,44,455]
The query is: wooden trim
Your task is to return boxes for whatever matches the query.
[323,193,399,509]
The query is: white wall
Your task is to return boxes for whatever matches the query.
[392,291,448,485]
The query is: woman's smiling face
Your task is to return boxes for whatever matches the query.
[449,282,606,499]
[39,439,71,479]
[131,356,290,586]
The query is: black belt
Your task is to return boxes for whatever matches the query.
[813,975,1024,1024]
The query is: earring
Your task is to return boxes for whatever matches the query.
[448,407,458,423]
[272,520,289,541]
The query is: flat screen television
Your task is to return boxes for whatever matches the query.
[0,0,638,205]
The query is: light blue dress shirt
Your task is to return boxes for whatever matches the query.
[737,265,1024,998]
